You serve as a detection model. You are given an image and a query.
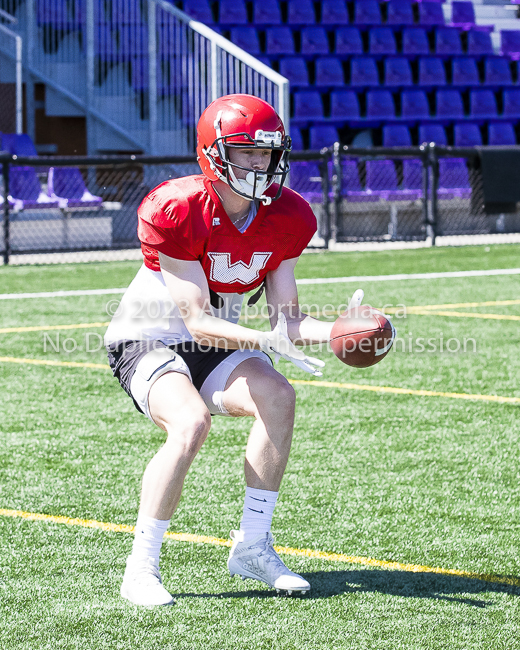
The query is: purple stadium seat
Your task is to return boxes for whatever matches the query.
[436,89,465,120]
[451,57,480,87]
[309,125,338,149]
[354,1,381,26]
[330,90,360,122]
[418,2,445,26]
[451,1,475,30]
[387,1,415,27]
[37,0,72,26]
[366,90,395,122]
[94,25,119,59]
[419,124,447,145]
[293,91,324,125]
[469,89,498,120]
[287,0,316,25]
[2,133,38,157]
[467,31,493,58]
[454,123,482,147]
[321,0,349,26]
[483,58,513,87]
[183,0,215,24]
[111,0,143,24]
[219,0,248,25]
[315,57,345,87]
[501,31,520,60]
[265,27,295,56]
[369,28,397,56]
[337,159,382,202]
[300,27,330,56]
[119,25,148,59]
[279,57,309,87]
[403,160,423,191]
[8,167,60,211]
[402,28,430,57]
[290,161,323,202]
[384,58,413,88]
[366,160,418,201]
[230,27,261,55]
[438,159,471,199]
[488,122,516,146]
[71,0,107,26]
[418,57,446,87]
[335,27,363,57]
[290,127,304,150]
[383,125,412,147]
[401,89,431,123]
[253,0,282,26]
[435,28,462,57]
[350,57,379,87]
[47,167,103,209]
[503,89,520,119]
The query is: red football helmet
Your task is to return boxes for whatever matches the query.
[196,94,291,205]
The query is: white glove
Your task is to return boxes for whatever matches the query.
[347,289,364,311]
[258,312,325,377]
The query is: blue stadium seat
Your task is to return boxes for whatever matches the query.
[321,0,349,26]
[451,1,475,30]
[366,90,395,123]
[384,58,413,88]
[287,0,316,26]
[253,0,282,25]
[37,0,72,27]
[290,127,304,150]
[403,160,423,191]
[350,57,379,87]
[419,124,447,145]
[435,28,462,57]
[300,27,330,56]
[293,91,324,125]
[383,125,412,147]
[315,57,345,88]
[111,0,143,24]
[467,31,493,58]
[454,123,482,147]
[469,89,498,120]
[265,27,295,56]
[483,58,513,87]
[369,28,397,56]
[436,89,465,121]
[119,25,148,59]
[309,125,338,149]
[2,133,38,156]
[279,57,309,87]
[451,57,480,87]
[418,2,445,26]
[230,28,261,54]
[401,90,430,123]
[219,0,248,25]
[330,90,360,122]
[366,160,398,192]
[438,159,471,198]
[290,161,323,202]
[354,0,381,26]
[418,57,447,88]
[502,89,520,119]
[94,25,119,60]
[386,1,415,27]
[335,27,363,57]
[183,0,215,24]
[501,31,520,60]
[488,122,516,146]
[340,160,364,197]
[402,28,430,57]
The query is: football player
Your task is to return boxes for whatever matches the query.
[105,94,360,606]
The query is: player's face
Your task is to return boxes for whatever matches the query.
[227,147,272,179]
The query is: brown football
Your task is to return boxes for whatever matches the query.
[330,305,396,368]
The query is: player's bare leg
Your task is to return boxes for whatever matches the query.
[121,371,211,606]
[221,358,310,595]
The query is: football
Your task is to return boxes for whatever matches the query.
[330,305,396,368]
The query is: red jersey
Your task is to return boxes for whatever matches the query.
[137,175,317,294]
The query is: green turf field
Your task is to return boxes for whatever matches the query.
[1,244,519,650]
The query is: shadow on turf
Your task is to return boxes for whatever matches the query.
[170,569,520,607]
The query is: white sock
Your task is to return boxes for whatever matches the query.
[130,514,170,566]
[239,487,278,543]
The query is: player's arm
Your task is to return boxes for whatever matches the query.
[264,258,335,345]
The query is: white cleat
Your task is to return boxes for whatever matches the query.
[227,530,310,595]
[120,556,174,606]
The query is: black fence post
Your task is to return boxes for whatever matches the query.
[319,150,330,248]
[331,142,341,243]
[420,144,429,243]
[429,143,439,246]
[2,156,10,265]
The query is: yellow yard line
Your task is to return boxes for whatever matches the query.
[1,355,518,405]
[409,310,520,322]
[0,322,110,334]
[407,299,520,311]
[0,508,518,589]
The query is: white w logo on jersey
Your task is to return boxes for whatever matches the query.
[208,252,272,285]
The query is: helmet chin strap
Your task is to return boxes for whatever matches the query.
[228,168,271,204]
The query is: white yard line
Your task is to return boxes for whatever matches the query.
[0,267,519,300]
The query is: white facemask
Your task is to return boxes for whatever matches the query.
[228,168,269,201]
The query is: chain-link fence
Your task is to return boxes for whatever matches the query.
[2,146,520,264]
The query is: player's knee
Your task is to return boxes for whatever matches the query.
[165,407,211,457]
[254,373,296,418]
